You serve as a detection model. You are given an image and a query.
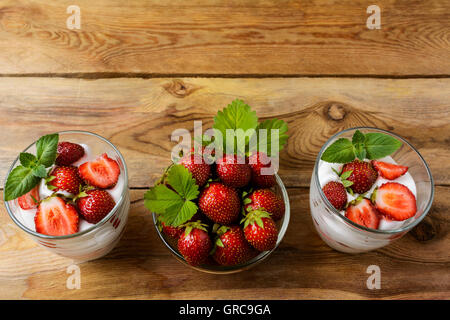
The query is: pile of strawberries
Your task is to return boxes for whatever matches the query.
[17,142,121,236]
[158,150,286,267]
[322,159,416,229]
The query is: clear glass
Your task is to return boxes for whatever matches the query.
[310,127,434,253]
[153,174,290,274]
[4,131,130,262]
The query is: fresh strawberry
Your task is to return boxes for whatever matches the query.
[179,154,211,187]
[341,160,378,194]
[212,225,254,266]
[345,197,380,229]
[244,189,285,221]
[49,166,83,194]
[78,153,120,189]
[371,160,408,180]
[76,189,116,224]
[322,181,347,211]
[248,152,276,188]
[216,154,251,188]
[161,221,185,239]
[35,196,79,236]
[372,182,417,221]
[17,185,40,210]
[55,142,85,166]
[177,222,212,266]
[198,182,241,225]
[242,210,278,251]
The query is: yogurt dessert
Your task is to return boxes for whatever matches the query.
[310,128,433,253]
[4,132,130,261]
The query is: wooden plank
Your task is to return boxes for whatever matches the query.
[0,0,449,75]
[0,77,448,188]
[0,187,448,299]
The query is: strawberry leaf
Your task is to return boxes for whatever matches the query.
[255,118,289,156]
[166,165,199,201]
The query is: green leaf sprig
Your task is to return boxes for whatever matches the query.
[321,129,402,164]
[5,133,59,201]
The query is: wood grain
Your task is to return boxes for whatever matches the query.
[0,0,449,75]
[0,187,448,300]
[0,77,448,188]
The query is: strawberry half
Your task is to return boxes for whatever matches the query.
[49,166,83,194]
[372,182,417,221]
[216,154,251,188]
[35,196,79,236]
[371,160,408,180]
[55,142,85,166]
[244,189,285,221]
[345,198,380,229]
[322,181,347,211]
[17,185,40,210]
[76,189,116,224]
[79,153,120,189]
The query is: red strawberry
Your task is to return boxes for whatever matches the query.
[55,142,85,166]
[345,198,380,229]
[248,152,276,188]
[242,210,278,251]
[49,166,83,194]
[371,160,408,180]
[76,189,116,224]
[177,222,212,266]
[372,182,417,221]
[179,154,211,187]
[212,225,254,266]
[244,189,285,221]
[216,154,251,188]
[322,181,347,211]
[17,185,40,210]
[35,196,79,236]
[341,160,378,194]
[79,153,120,189]
[161,222,185,239]
[198,182,241,225]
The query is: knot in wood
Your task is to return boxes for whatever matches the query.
[163,79,199,98]
[326,103,347,121]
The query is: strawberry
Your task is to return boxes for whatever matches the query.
[198,182,241,225]
[341,160,378,194]
[79,153,120,189]
[248,152,276,188]
[371,160,408,180]
[244,189,285,221]
[17,185,40,210]
[177,222,212,266]
[372,182,417,221]
[76,189,116,224]
[179,154,211,187]
[49,166,83,194]
[212,225,254,266]
[345,197,380,229]
[322,181,347,211]
[161,221,185,239]
[35,196,79,236]
[242,210,278,251]
[216,154,251,188]
[55,142,85,166]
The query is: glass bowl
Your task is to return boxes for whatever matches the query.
[152,174,290,274]
[3,130,130,262]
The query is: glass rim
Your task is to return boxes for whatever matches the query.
[152,173,290,274]
[3,130,129,240]
[314,126,434,235]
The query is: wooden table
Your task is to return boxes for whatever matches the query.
[0,1,448,300]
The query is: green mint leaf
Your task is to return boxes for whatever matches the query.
[166,165,199,201]
[19,153,37,168]
[4,165,41,201]
[321,138,355,163]
[255,118,288,156]
[364,133,402,160]
[36,133,59,167]
[32,164,47,178]
[354,143,367,160]
[352,130,365,145]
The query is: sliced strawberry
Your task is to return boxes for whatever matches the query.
[35,196,79,236]
[345,198,380,229]
[79,153,120,189]
[17,185,40,210]
[371,160,408,180]
[372,182,417,221]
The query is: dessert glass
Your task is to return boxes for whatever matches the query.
[310,127,434,253]
[4,131,130,261]
[153,174,290,274]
